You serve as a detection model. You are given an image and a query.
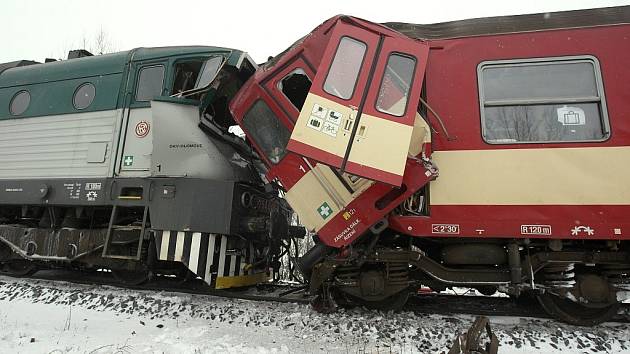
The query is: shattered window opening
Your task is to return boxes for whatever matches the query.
[172,61,204,95]
[278,68,312,110]
[323,36,367,100]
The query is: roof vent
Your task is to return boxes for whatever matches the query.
[67,49,94,60]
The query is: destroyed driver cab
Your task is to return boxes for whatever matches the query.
[230,16,437,247]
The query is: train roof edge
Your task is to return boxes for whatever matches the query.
[384,5,630,40]
[0,45,241,88]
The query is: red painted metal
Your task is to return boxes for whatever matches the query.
[229,14,630,247]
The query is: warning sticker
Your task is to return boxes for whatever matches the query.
[322,121,339,137]
[327,110,342,125]
[307,116,324,131]
[311,104,328,119]
[557,106,586,126]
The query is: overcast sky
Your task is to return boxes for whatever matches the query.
[1,0,629,64]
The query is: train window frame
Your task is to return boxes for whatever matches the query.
[477,55,610,144]
[73,82,96,110]
[195,56,224,90]
[9,90,31,116]
[375,52,417,117]
[242,100,291,165]
[135,65,166,102]
[323,36,367,100]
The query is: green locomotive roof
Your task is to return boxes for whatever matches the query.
[0,46,240,119]
[0,46,236,89]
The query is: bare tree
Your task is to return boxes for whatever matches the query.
[53,27,117,60]
[92,27,115,55]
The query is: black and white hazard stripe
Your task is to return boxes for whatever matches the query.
[154,231,256,286]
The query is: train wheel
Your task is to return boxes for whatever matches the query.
[476,286,498,296]
[537,292,620,326]
[112,267,150,286]
[3,260,38,277]
[0,243,37,277]
[360,290,410,311]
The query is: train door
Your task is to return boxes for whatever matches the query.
[286,21,429,186]
[118,61,167,175]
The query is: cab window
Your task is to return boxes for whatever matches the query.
[196,56,223,89]
[242,100,290,164]
[136,65,165,101]
[172,57,223,95]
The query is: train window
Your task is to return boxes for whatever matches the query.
[376,53,416,117]
[478,56,609,144]
[278,68,312,110]
[195,56,223,89]
[323,37,366,100]
[10,90,30,115]
[136,65,165,101]
[242,100,290,164]
[73,83,96,110]
[172,61,203,95]
[172,57,223,97]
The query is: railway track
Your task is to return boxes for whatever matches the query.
[5,269,630,324]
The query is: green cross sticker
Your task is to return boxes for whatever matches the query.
[317,202,332,220]
[123,155,134,167]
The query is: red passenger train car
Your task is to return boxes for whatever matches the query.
[230,6,630,325]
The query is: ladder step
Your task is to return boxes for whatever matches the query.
[102,205,148,260]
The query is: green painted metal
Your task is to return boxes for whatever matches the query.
[0,46,242,119]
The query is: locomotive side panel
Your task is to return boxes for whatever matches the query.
[0,109,122,179]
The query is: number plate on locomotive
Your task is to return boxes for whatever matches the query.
[431,224,460,234]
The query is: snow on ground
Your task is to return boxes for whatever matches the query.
[1,276,629,353]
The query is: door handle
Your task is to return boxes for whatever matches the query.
[357,125,368,138]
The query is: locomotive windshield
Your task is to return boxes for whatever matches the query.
[172,56,223,95]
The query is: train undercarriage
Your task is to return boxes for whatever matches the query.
[1,201,629,326]
[0,198,300,288]
[302,232,630,326]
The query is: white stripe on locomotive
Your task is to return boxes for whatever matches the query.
[155,231,266,287]
[174,231,185,261]
[188,232,202,273]
[160,230,170,260]
[217,235,227,277]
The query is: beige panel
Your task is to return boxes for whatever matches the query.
[347,113,413,175]
[292,94,420,178]
[431,146,630,205]
[285,163,374,232]
[291,93,355,159]
[408,113,431,157]
[285,169,341,232]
